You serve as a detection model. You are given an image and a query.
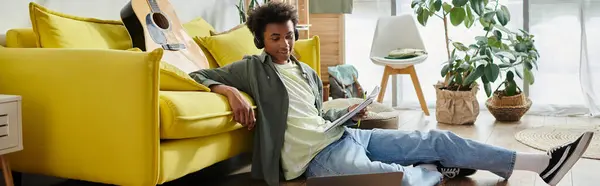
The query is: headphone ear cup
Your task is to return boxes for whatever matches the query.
[294,28,299,41]
[254,36,264,49]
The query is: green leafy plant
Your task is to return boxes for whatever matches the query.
[411,0,539,97]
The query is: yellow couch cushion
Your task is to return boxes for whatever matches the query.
[128,48,210,91]
[29,2,131,49]
[195,25,262,67]
[159,91,256,139]
[159,62,210,91]
[6,28,38,48]
[294,36,321,75]
[183,17,219,69]
[182,17,215,38]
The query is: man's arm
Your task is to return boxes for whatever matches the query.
[189,58,256,130]
[189,58,251,94]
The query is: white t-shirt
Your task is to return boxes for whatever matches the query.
[274,61,345,180]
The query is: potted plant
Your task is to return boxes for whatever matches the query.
[410,0,539,124]
[485,30,539,121]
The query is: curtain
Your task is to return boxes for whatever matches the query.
[526,0,600,117]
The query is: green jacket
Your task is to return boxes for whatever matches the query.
[189,52,354,186]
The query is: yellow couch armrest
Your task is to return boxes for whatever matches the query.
[0,48,162,186]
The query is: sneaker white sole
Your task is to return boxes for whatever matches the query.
[546,131,594,186]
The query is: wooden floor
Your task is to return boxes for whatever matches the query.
[23,111,598,186]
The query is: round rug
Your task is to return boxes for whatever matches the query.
[515,124,600,160]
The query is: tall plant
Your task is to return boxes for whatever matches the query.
[411,0,539,97]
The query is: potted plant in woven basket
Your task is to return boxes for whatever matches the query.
[411,0,539,125]
[485,30,538,122]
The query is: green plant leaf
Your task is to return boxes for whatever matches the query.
[417,7,430,26]
[524,68,535,85]
[455,73,463,85]
[496,5,511,26]
[463,65,485,86]
[459,63,470,71]
[475,36,488,43]
[515,43,527,52]
[453,42,469,51]
[441,64,450,77]
[469,0,484,16]
[450,7,466,26]
[428,0,436,9]
[506,70,514,80]
[494,30,502,40]
[485,64,500,82]
[452,0,468,7]
[479,17,492,29]
[411,0,420,8]
[515,68,524,79]
[494,24,512,33]
[487,37,501,48]
[469,55,488,62]
[502,43,510,50]
[464,4,475,28]
[482,75,492,97]
[485,48,493,60]
[495,51,516,60]
[506,78,517,96]
[433,0,442,11]
[524,61,533,70]
[499,64,512,68]
[469,44,479,50]
[483,11,496,22]
[442,2,453,13]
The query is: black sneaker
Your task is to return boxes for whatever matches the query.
[413,161,477,179]
[540,131,594,185]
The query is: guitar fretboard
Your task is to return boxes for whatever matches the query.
[148,0,161,13]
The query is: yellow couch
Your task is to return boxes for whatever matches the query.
[0,3,321,186]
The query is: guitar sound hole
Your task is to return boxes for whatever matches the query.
[152,13,170,30]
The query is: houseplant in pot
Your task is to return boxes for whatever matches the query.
[485,30,539,122]
[410,0,539,124]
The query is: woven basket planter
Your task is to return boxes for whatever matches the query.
[486,92,532,122]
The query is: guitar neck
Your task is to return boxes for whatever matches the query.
[148,0,161,13]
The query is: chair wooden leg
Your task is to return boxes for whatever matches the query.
[1,156,14,186]
[377,66,392,103]
[407,66,430,116]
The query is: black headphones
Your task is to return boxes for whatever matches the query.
[253,26,299,49]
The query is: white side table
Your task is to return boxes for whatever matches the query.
[0,95,22,186]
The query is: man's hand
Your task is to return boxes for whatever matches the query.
[349,104,368,122]
[211,85,256,130]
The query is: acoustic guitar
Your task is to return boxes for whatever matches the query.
[121,0,209,73]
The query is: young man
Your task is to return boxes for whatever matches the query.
[189,2,594,186]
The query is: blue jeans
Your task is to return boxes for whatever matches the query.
[305,127,516,186]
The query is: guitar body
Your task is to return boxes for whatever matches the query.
[121,0,209,73]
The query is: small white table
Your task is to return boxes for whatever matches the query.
[0,95,22,186]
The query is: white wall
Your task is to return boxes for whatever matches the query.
[0,0,242,45]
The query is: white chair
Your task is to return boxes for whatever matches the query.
[370,14,429,116]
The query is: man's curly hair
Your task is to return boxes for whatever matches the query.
[246,2,299,38]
